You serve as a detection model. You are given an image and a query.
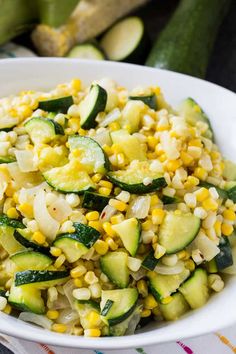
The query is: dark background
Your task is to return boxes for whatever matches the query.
[1,0,235,353]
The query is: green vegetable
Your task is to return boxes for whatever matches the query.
[15,270,69,287]
[199,181,228,200]
[129,94,157,110]
[160,292,189,321]
[82,191,110,212]
[146,0,231,78]
[101,299,114,316]
[0,226,25,255]
[215,237,233,270]
[100,251,129,288]
[9,284,45,314]
[14,228,50,255]
[25,117,64,144]
[38,96,73,113]
[0,156,16,164]
[67,43,105,60]
[10,251,53,271]
[142,251,158,271]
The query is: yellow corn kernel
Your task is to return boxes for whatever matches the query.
[110,144,122,155]
[184,259,195,271]
[5,184,15,197]
[195,187,209,202]
[170,131,179,138]
[142,220,152,231]
[144,294,158,310]
[177,250,190,260]
[152,86,161,95]
[91,173,103,183]
[18,203,34,219]
[194,167,208,181]
[188,139,203,148]
[155,145,164,156]
[154,244,166,259]
[159,153,167,162]
[50,247,62,257]
[147,152,156,159]
[152,208,165,225]
[3,304,12,315]
[147,136,158,150]
[109,122,120,131]
[161,296,173,305]
[103,222,116,237]
[69,118,80,131]
[18,105,32,119]
[52,323,67,333]
[221,223,234,236]
[186,176,199,187]
[98,187,112,196]
[99,180,113,189]
[71,149,80,158]
[70,265,87,278]
[86,211,99,221]
[214,220,222,237]
[137,279,148,297]
[211,151,220,160]
[110,214,124,225]
[152,306,160,316]
[6,207,19,219]
[106,237,118,250]
[94,240,109,255]
[71,78,81,91]
[46,310,59,320]
[223,209,236,221]
[87,311,101,327]
[74,277,83,288]
[32,231,46,245]
[102,144,113,156]
[54,254,66,268]
[88,221,103,232]
[166,159,182,172]
[84,329,101,337]
[78,128,86,136]
[150,194,159,206]
[109,199,127,212]
[141,309,151,318]
[180,151,193,166]
[156,124,169,132]
[13,192,19,204]
[202,198,218,211]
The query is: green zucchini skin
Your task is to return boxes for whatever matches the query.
[129,94,157,110]
[14,229,50,255]
[38,96,73,113]
[142,251,158,271]
[0,215,24,229]
[0,156,16,164]
[15,270,69,287]
[82,191,110,211]
[146,0,231,78]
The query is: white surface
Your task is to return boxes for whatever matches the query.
[0,58,235,350]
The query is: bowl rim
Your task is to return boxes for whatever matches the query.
[0,57,235,349]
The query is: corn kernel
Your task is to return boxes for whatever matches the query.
[98,187,112,196]
[84,329,101,337]
[3,304,12,315]
[99,180,113,189]
[147,136,158,150]
[161,296,173,305]
[194,167,208,181]
[195,188,210,202]
[109,122,120,131]
[221,223,234,236]
[188,139,203,148]
[71,78,81,91]
[137,280,148,297]
[102,144,112,156]
[154,244,166,259]
[202,198,218,211]
[50,247,62,257]
[180,151,193,166]
[150,194,159,206]
[177,250,190,260]
[84,271,98,285]
[159,153,167,162]
[18,105,32,119]
[86,211,99,221]
[54,254,66,268]
[106,237,118,250]
[70,265,87,278]
[109,199,127,212]
[78,128,86,136]
[88,220,103,232]
[152,208,165,225]
[52,324,67,333]
[32,231,46,245]
[87,311,101,327]
[94,240,109,255]
[144,294,158,309]
[166,159,182,172]
[6,207,19,219]
[18,203,34,219]
[152,306,160,316]
[110,214,124,225]
[186,176,199,187]
[13,192,19,204]
[184,259,195,271]
[73,326,84,336]
[46,310,59,320]
[141,309,151,317]
[5,184,15,197]
[223,209,236,221]
[142,220,152,231]
[74,278,83,288]
[91,173,102,183]
[214,220,222,237]
[103,222,116,237]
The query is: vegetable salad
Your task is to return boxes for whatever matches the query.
[0,78,235,337]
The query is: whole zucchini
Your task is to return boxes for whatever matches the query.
[146,0,231,78]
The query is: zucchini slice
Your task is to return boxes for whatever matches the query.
[142,251,158,271]
[0,156,16,164]
[111,130,146,162]
[0,215,24,229]
[67,43,105,60]
[223,160,236,181]
[101,300,114,316]
[25,117,64,144]
[108,161,167,194]
[9,284,45,314]
[111,218,141,257]
[14,228,50,255]
[75,300,100,329]
[158,212,201,254]
[38,96,73,113]
[82,191,110,212]
[10,251,53,271]
[100,251,129,288]
[178,98,213,140]
[227,186,236,203]
[215,237,233,270]
[148,269,190,301]
[100,17,149,64]
[79,84,107,129]
[129,94,157,110]
[100,288,138,326]
[161,195,180,205]
[68,135,109,174]
[179,268,209,309]
[43,160,95,194]
[0,226,25,255]
[160,292,189,321]
[15,270,69,288]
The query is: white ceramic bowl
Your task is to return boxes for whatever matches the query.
[0,58,236,350]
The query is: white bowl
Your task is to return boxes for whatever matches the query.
[0,58,236,350]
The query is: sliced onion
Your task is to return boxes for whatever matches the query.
[93,130,112,147]
[63,279,76,309]
[18,182,49,204]
[130,267,147,281]
[99,108,121,127]
[126,306,142,335]
[194,233,220,261]
[100,204,116,222]
[57,308,79,325]
[15,150,37,172]
[51,294,70,310]
[126,196,151,219]
[19,312,52,330]
[34,189,59,241]
[7,162,42,188]
[48,198,72,222]
[155,261,184,275]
